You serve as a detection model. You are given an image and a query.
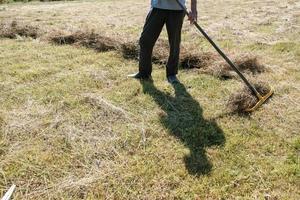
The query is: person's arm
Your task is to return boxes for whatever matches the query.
[189,0,198,23]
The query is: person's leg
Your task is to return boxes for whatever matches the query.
[165,10,185,77]
[138,8,166,77]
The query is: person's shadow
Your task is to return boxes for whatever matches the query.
[141,80,225,176]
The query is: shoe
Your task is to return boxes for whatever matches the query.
[167,75,180,84]
[128,72,151,80]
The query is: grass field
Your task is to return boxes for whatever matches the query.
[0,0,299,199]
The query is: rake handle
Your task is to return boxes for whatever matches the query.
[175,0,262,99]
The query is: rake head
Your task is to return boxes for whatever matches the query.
[245,87,274,112]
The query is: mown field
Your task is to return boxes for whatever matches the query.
[0,0,299,199]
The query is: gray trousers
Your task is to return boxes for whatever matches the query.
[139,8,185,77]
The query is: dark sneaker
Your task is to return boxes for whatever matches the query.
[167,75,180,84]
[128,72,151,80]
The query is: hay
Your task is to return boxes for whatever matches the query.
[180,52,215,69]
[227,81,271,113]
[205,63,235,79]
[119,39,169,63]
[210,55,266,79]
[119,41,266,78]
[0,21,39,39]
[50,30,120,52]
[82,93,132,122]
[0,21,267,81]
[50,34,77,45]
[230,55,265,74]
[152,39,169,64]
[222,55,266,75]
[120,41,139,60]
[120,40,218,69]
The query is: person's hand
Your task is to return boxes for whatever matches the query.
[188,10,198,24]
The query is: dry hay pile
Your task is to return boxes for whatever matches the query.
[227,81,271,113]
[120,39,169,64]
[0,21,39,39]
[0,21,267,81]
[120,41,139,60]
[152,39,169,64]
[180,51,216,69]
[119,40,265,78]
[207,55,266,79]
[229,55,265,74]
[50,30,120,52]
[120,40,219,69]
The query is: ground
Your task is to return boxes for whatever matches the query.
[0,0,299,199]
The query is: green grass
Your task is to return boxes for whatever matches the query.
[0,37,299,199]
[0,0,299,198]
[256,23,277,34]
[247,41,300,58]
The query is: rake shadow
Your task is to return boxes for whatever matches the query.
[141,81,225,176]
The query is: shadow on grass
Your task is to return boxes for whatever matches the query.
[141,80,225,176]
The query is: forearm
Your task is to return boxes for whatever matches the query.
[191,0,197,12]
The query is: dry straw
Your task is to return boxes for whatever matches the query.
[120,39,169,64]
[227,81,271,113]
[0,21,39,39]
[204,54,266,79]
[0,21,266,80]
[50,30,120,52]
